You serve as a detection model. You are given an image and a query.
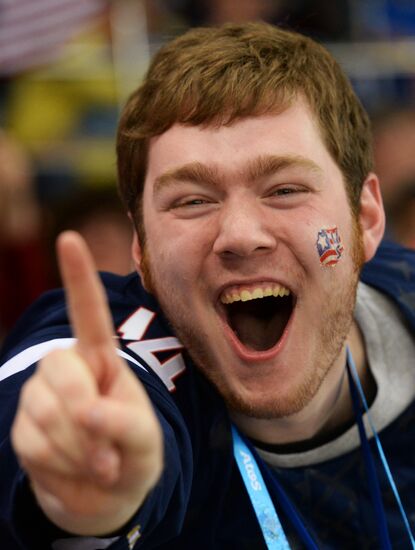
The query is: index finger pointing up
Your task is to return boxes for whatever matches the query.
[57,231,117,355]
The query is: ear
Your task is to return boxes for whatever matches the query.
[131,231,144,278]
[359,173,385,262]
[128,211,143,276]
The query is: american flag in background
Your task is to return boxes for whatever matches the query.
[0,0,108,75]
[316,227,344,267]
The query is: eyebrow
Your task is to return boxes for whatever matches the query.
[245,154,323,181]
[153,154,323,194]
[153,163,221,194]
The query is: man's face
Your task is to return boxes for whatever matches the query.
[134,99,366,418]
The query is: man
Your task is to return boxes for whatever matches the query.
[0,22,414,549]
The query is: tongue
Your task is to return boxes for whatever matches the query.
[228,298,290,351]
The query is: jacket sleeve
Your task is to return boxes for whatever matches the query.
[0,338,193,550]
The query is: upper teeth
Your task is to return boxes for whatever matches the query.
[221,284,290,304]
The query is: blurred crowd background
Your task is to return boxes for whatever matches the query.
[1,0,415,342]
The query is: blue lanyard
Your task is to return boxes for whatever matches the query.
[232,347,415,549]
[232,426,319,549]
[346,346,415,549]
[232,425,291,549]
[346,352,392,549]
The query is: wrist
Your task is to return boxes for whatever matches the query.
[31,479,150,538]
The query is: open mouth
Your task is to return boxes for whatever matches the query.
[220,284,294,352]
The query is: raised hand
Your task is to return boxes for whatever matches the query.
[11,231,163,536]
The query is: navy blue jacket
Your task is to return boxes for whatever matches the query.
[1,240,414,549]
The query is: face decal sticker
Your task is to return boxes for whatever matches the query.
[316,227,344,267]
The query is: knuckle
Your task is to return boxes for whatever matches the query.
[19,377,37,408]
[39,349,60,371]
[19,379,59,430]
[32,400,59,430]
[11,417,52,465]
[31,439,54,465]
[56,376,84,401]
[26,431,53,465]
[39,348,72,375]
[40,349,87,400]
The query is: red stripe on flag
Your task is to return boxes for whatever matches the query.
[0,0,107,74]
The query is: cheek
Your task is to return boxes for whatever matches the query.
[146,227,206,287]
[281,217,328,272]
[315,225,346,268]
[290,214,357,284]
[153,217,216,261]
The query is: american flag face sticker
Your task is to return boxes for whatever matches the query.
[316,227,344,267]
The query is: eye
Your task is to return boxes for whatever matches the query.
[263,184,310,209]
[167,194,218,218]
[274,187,297,196]
[269,185,307,197]
[173,197,212,208]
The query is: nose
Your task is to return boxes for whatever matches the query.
[213,197,277,258]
